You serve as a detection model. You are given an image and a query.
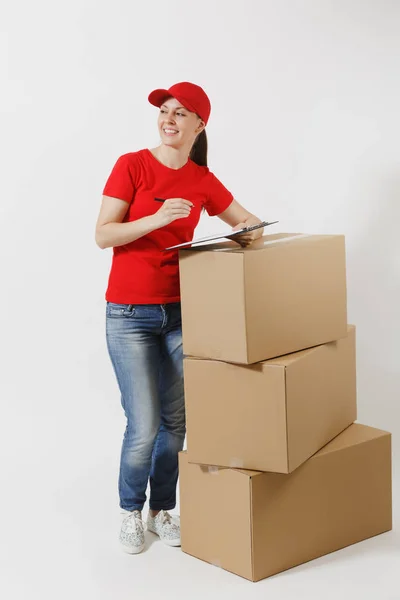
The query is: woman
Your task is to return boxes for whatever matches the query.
[95,82,264,554]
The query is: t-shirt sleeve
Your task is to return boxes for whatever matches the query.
[203,172,234,216]
[102,154,136,203]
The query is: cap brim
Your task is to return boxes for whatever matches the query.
[148,89,172,107]
[148,87,206,122]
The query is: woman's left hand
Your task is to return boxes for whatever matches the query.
[227,222,258,248]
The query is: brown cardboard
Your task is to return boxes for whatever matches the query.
[184,326,357,473]
[179,233,348,364]
[179,423,392,582]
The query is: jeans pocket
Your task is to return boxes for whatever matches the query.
[106,302,135,318]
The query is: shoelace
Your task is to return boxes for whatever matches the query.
[122,510,147,532]
[157,510,180,528]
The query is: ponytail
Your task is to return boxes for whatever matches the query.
[189,129,208,167]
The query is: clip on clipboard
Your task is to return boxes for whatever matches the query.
[165,220,279,250]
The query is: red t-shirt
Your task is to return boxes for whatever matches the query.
[102,148,234,304]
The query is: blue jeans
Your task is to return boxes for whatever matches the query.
[105,302,186,511]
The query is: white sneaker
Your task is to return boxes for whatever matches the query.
[147,510,181,547]
[119,510,146,554]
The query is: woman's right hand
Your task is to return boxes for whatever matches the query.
[155,198,194,227]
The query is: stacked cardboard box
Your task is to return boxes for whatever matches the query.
[178,233,392,582]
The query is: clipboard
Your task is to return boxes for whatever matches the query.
[165,220,278,250]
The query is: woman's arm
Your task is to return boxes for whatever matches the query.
[216,198,264,247]
[95,195,193,249]
[95,196,160,249]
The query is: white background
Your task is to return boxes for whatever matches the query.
[1,0,399,598]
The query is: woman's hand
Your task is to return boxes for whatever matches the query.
[227,222,259,248]
[155,198,194,228]
[215,200,264,248]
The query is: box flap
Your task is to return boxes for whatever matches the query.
[179,239,241,253]
[256,325,355,367]
[233,468,264,477]
[264,325,356,367]
[181,451,263,478]
[315,423,390,457]
[179,233,322,255]
[250,232,343,251]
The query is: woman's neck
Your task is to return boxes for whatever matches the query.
[150,144,190,170]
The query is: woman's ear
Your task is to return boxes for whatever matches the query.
[195,119,206,134]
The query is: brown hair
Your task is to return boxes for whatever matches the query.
[189,128,208,167]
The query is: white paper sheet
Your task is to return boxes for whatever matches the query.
[165,220,278,250]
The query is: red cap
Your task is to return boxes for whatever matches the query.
[148,81,211,125]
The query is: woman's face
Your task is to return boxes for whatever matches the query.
[157,96,205,148]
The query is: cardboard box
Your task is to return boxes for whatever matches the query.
[179,233,348,364]
[184,326,357,473]
[179,423,392,582]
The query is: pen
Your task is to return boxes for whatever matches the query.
[154,197,166,202]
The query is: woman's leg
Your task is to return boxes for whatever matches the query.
[149,303,186,511]
[106,302,163,511]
